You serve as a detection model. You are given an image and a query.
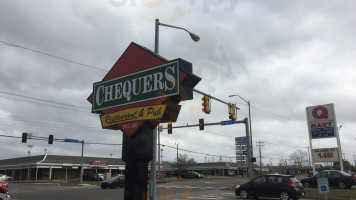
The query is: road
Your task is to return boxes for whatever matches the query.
[8,177,243,200]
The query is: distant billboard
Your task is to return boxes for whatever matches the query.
[306,104,337,139]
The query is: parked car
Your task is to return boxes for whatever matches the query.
[0,175,12,181]
[224,170,236,176]
[82,173,102,181]
[301,170,356,189]
[0,180,11,200]
[165,171,177,177]
[97,173,104,181]
[101,175,125,189]
[181,171,204,179]
[235,174,305,200]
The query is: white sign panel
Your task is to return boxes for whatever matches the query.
[306,104,337,139]
[312,147,339,163]
[317,178,329,193]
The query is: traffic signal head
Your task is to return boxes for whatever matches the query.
[199,118,204,130]
[201,95,211,114]
[48,134,54,144]
[22,133,27,143]
[168,123,172,134]
[228,104,237,120]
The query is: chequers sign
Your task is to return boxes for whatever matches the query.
[92,61,179,112]
[87,42,200,136]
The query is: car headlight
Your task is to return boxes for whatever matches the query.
[235,185,240,189]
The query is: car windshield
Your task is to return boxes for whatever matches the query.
[289,177,299,183]
[110,176,121,181]
[339,171,352,177]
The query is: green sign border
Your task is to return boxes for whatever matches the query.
[92,61,179,112]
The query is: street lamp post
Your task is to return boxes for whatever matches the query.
[150,19,200,200]
[229,94,253,173]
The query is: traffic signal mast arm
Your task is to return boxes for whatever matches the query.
[163,119,247,130]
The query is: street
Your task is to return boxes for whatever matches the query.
[8,178,243,200]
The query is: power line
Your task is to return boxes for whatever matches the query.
[0,95,89,113]
[0,41,108,72]
[0,91,89,110]
[0,134,233,159]
[1,39,297,126]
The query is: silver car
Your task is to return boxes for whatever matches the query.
[0,175,12,181]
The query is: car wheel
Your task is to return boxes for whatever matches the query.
[280,191,290,200]
[101,186,106,189]
[303,182,311,188]
[338,182,346,189]
[239,189,248,199]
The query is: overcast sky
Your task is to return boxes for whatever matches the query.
[0,0,355,166]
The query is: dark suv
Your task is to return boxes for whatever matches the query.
[235,174,305,200]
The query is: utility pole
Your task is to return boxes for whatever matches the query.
[27,144,33,157]
[175,142,179,180]
[353,155,356,167]
[256,141,264,176]
[158,126,162,180]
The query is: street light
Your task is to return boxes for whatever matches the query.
[228,94,253,168]
[151,19,199,200]
[155,19,200,54]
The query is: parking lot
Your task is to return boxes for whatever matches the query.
[7,178,242,200]
[6,176,356,200]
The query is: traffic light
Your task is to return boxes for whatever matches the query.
[229,104,237,120]
[199,118,204,130]
[201,95,211,114]
[22,133,27,143]
[48,134,54,144]
[168,123,172,134]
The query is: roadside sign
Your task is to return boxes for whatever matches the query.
[312,147,339,163]
[235,137,247,145]
[221,120,234,125]
[317,178,329,193]
[87,42,201,136]
[243,150,248,155]
[64,139,79,143]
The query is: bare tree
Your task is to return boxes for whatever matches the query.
[172,154,196,173]
[289,149,308,168]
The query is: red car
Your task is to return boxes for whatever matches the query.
[0,180,10,199]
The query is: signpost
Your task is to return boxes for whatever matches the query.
[317,178,329,200]
[235,137,247,164]
[306,103,343,174]
[312,147,339,163]
[64,139,79,143]
[87,42,200,200]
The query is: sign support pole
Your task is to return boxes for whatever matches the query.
[244,118,253,180]
[149,128,157,200]
[336,127,344,171]
[80,140,84,183]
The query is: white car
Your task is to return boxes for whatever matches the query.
[0,174,13,181]
[98,173,104,181]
